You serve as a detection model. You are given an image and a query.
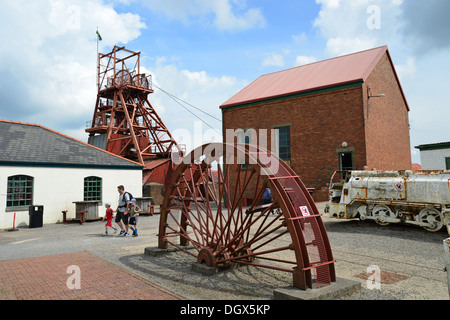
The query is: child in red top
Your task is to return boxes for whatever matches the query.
[102,203,118,236]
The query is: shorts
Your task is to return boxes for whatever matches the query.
[115,211,129,225]
[105,217,113,227]
[129,216,138,226]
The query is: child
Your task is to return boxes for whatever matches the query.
[128,199,141,237]
[102,202,118,236]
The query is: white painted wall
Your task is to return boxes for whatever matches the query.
[420,149,450,170]
[0,166,142,229]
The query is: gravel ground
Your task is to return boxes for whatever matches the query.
[1,202,449,300]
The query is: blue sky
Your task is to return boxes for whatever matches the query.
[0,0,449,165]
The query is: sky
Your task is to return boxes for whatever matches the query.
[0,0,449,165]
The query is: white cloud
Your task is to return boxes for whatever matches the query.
[325,37,377,57]
[312,0,449,166]
[0,0,146,140]
[292,32,308,45]
[0,0,244,153]
[140,0,265,31]
[262,53,285,67]
[314,0,450,58]
[313,0,403,56]
[400,0,450,56]
[316,0,341,9]
[395,57,416,82]
[213,0,265,31]
[143,57,247,152]
[294,56,317,67]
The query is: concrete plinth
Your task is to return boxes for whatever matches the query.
[273,278,361,300]
[144,246,181,257]
[144,245,195,257]
[191,262,219,276]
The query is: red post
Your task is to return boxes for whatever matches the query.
[12,212,16,231]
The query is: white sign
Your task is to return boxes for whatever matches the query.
[300,206,310,216]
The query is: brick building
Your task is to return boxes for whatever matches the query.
[220,46,412,199]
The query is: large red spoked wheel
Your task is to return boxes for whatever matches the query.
[158,143,335,290]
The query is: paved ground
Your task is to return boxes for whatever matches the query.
[0,251,183,300]
[1,203,449,300]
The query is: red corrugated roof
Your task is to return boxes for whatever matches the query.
[411,163,422,170]
[143,158,171,170]
[221,45,408,110]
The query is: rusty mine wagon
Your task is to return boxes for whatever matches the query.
[325,170,450,234]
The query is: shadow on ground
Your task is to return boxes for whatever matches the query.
[118,250,293,300]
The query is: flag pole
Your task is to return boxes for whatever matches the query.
[96,27,99,90]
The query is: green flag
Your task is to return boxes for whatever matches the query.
[96,30,102,41]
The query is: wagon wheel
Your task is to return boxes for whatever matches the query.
[158,143,336,290]
[418,208,443,232]
[372,204,396,226]
[115,69,131,86]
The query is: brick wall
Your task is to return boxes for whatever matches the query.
[222,85,367,191]
[363,52,412,170]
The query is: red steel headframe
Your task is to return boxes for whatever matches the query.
[86,46,182,166]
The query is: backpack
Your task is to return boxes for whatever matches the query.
[119,191,134,208]
[124,191,134,202]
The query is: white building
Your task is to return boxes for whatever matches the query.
[0,120,143,230]
[415,142,450,170]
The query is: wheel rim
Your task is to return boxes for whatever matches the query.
[418,208,443,232]
[158,143,336,289]
[372,204,395,226]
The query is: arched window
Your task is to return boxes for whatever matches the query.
[7,175,34,209]
[84,176,102,201]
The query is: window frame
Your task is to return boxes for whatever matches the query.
[445,157,450,170]
[277,126,291,166]
[83,176,102,202]
[6,175,34,211]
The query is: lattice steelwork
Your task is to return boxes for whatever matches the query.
[86,46,181,165]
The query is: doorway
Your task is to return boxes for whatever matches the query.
[339,152,353,171]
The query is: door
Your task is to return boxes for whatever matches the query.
[339,152,353,171]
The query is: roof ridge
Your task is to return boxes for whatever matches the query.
[0,119,143,167]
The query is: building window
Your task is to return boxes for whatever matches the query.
[84,176,102,201]
[446,157,450,170]
[237,129,255,169]
[278,126,291,165]
[7,175,34,209]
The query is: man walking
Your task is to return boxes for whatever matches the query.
[262,187,274,214]
[116,185,131,236]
